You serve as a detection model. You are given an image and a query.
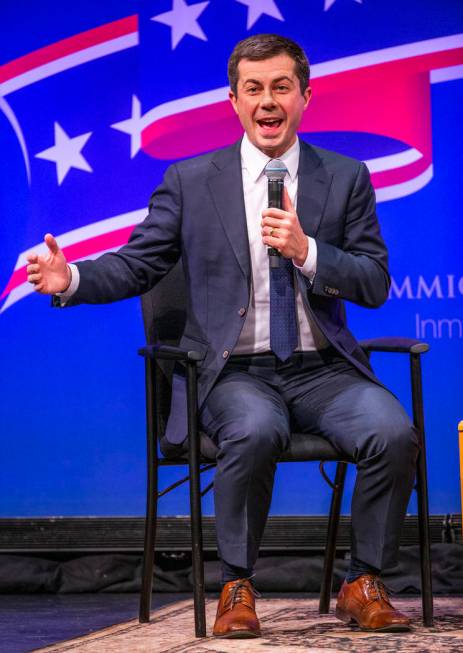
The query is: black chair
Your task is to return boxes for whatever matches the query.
[137,261,433,636]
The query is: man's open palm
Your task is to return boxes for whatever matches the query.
[27,234,70,295]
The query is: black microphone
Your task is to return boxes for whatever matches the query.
[264,159,286,269]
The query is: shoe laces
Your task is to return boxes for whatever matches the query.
[365,577,393,606]
[227,579,260,610]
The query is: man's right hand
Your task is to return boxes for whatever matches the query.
[27,233,71,294]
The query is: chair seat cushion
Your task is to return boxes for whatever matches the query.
[281,432,353,463]
[160,431,353,464]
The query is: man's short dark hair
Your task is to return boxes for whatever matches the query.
[228,34,310,96]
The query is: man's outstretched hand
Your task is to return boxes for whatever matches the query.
[27,234,71,295]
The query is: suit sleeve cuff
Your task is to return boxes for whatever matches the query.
[293,236,317,283]
[55,263,80,305]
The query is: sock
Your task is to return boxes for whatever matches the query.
[346,556,380,583]
[221,560,254,585]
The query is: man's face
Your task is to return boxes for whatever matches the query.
[229,54,311,158]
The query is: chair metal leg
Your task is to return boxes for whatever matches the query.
[411,353,433,626]
[416,450,433,626]
[139,358,159,623]
[187,362,206,638]
[319,461,348,614]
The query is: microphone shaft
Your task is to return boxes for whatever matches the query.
[267,178,283,268]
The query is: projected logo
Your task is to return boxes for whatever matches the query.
[0,3,462,312]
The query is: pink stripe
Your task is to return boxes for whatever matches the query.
[0,15,138,84]
[1,225,135,299]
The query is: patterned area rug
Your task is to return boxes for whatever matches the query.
[34,597,463,653]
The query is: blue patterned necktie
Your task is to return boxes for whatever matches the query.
[265,160,298,362]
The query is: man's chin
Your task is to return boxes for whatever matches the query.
[257,140,286,157]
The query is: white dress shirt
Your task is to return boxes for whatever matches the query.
[233,134,328,354]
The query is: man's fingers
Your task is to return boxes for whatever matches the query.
[28,273,42,284]
[26,253,38,264]
[44,233,59,255]
[262,207,287,220]
[27,263,40,274]
[263,234,284,248]
[262,215,290,229]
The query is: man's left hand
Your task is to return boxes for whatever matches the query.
[261,187,308,266]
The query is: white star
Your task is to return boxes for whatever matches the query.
[235,0,284,29]
[111,95,143,158]
[35,122,92,185]
[324,0,362,11]
[152,0,209,50]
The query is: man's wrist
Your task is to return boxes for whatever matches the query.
[292,238,309,268]
[56,263,79,300]
[61,265,72,293]
[293,236,317,282]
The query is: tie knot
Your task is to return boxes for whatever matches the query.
[264,159,287,181]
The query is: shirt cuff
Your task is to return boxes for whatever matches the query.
[293,236,317,283]
[55,263,80,305]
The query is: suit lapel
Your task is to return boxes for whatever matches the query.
[207,141,251,285]
[296,140,332,238]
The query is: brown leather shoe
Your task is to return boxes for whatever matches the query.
[212,578,261,638]
[336,575,411,632]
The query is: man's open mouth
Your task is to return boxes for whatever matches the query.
[257,118,283,131]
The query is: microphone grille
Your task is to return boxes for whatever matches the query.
[264,159,287,180]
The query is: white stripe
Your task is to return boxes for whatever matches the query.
[0,32,138,96]
[430,63,463,83]
[15,208,146,269]
[140,86,228,129]
[375,164,433,203]
[311,34,463,79]
[1,246,122,313]
[0,95,31,183]
[364,148,422,174]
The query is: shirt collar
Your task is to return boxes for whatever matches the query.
[240,133,300,183]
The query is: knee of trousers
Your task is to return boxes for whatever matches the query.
[357,417,419,470]
[217,413,289,463]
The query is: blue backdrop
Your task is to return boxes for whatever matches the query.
[1,0,462,517]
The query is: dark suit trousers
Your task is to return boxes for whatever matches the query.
[199,347,419,573]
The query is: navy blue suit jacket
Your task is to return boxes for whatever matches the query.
[67,138,390,443]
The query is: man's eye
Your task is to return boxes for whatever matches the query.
[276,85,289,91]
[246,87,258,93]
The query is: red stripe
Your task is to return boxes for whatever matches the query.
[370,155,431,189]
[0,15,138,84]
[1,225,135,299]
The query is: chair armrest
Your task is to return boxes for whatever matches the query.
[359,336,429,354]
[138,344,205,362]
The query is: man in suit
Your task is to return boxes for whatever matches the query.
[27,34,418,638]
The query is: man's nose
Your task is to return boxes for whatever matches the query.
[260,90,276,109]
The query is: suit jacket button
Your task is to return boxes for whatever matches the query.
[223,350,229,359]
[238,307,246,316]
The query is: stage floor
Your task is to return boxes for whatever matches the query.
[0,593,184,653]
[2,594,463,653]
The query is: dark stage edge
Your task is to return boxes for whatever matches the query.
[0,593,187,653]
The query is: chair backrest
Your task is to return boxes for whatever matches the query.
[140,260,187,435]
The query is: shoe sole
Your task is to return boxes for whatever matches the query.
[335,608,410,632]
[214,631,261,639]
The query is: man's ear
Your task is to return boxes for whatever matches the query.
[303,86,312,110]
[229,90,239,115]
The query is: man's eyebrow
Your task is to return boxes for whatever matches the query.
[272,75,293,84]
[241,75,294,86]
[242,78,262,86]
